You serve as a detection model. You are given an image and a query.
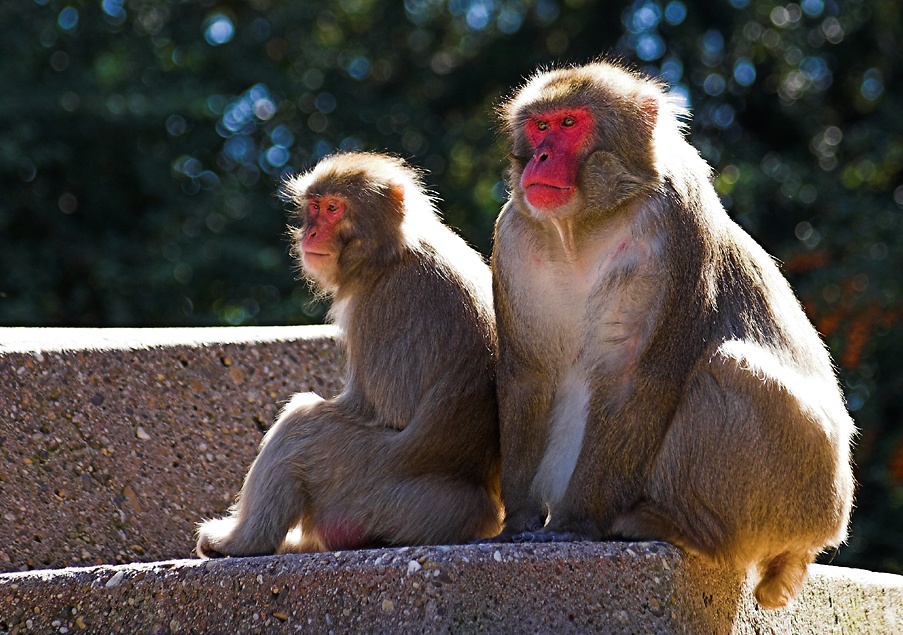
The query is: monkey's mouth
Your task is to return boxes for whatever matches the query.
[524,183,575,210]
[302,252,335,267]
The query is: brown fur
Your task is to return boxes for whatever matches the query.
[492,61,855,609]
[196,152,502,556]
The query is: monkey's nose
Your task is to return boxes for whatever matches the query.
[538,153,549,162]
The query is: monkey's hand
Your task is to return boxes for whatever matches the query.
[470,513,546,544]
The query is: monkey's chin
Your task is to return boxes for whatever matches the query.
[524,192,582,221]
[301,252,339,290]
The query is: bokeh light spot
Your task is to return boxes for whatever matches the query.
[58,7,78,31]
[733,58,756,86]
[663,1,686,26]
[636,33,665,61]
[204,14,235,46]
[861,69,884,101]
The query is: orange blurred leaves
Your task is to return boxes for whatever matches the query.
[889,441,903,483]
[814,302,901,369]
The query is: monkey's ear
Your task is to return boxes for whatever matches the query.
[640,96,659,133]
[388,182,406,210]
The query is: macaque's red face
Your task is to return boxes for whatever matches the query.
[301,195,346,274]
[520,107,593,212]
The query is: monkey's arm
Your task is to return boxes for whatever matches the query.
[496,365,555,535]
[541,399,670,541]
[493,276,556,536]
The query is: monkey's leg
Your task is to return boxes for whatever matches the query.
[512,503,683,545]
[611,503,707,554]
[264,420,503,550]
[359,474,503,547]
[196,392,324,558]
[643,345,851,608]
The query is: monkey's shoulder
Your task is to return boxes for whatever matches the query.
[347,241,492,335]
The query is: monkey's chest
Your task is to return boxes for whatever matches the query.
[515,257,653,374]
[518,265,588,351]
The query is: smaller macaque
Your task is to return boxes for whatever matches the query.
[196,152,501,556]
[491,60,855,609]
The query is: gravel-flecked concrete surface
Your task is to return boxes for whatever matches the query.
[1,542,901,634]
[2,327,902,634]
[0,326,343,572]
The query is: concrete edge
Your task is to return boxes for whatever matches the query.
[0,542,741,634]
[2,543,902,635]
[0,325,340,354]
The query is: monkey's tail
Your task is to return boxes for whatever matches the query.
[753,550,812,609]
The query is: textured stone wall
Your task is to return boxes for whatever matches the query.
[0,326,343,572]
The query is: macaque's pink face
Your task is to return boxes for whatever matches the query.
[520,107,593,212]
[301,195,346,274]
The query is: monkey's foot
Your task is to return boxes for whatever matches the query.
[197,543,228,559]
[196,527,231,559]
[469,535,508,545]
[470,529,543,544]
[195,516,274,559]
[509,530,593,543]
[472,529,600,545]
[472,531,593,544]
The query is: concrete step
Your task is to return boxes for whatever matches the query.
[1,327,902,634]
[3,543,903,634]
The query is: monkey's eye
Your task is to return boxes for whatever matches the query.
[326,203,337,213]
[562,116,576,127]
[536,121,548,131]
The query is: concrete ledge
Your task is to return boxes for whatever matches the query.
[2,543,902,634]
[0,326,343,572]
[2,327,903,634]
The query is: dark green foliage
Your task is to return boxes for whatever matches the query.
[1,0,901,574]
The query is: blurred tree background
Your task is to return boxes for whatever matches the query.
[0,0,900,574]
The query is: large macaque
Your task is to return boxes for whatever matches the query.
[197,152,502,556]
[491,60,855,609]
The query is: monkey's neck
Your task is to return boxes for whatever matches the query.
[548,217,579,263]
